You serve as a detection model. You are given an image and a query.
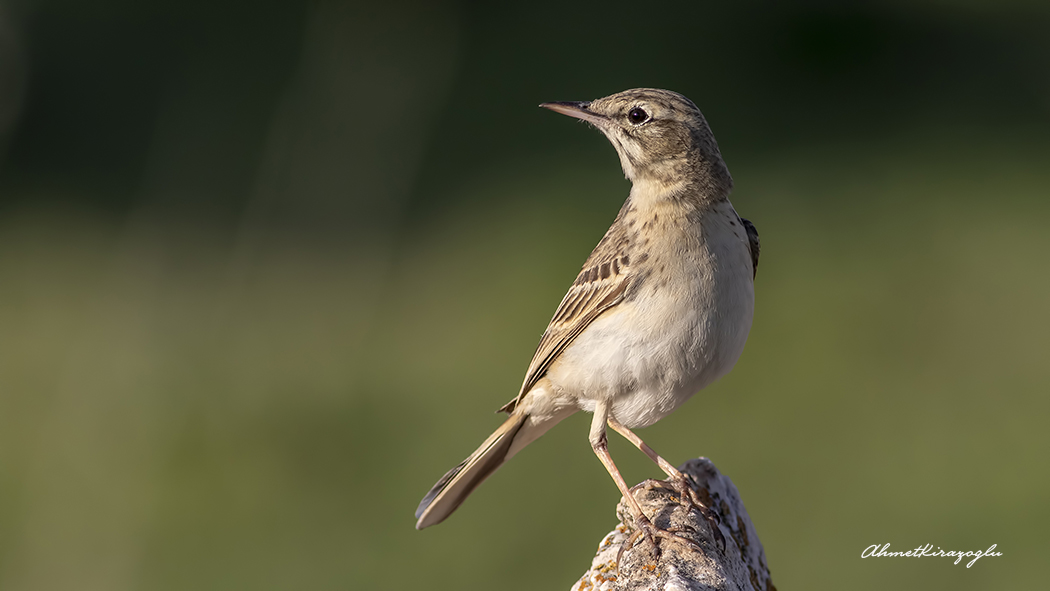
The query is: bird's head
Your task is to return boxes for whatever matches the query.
[541,88,731,197]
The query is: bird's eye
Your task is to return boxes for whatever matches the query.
[628,107,649,124]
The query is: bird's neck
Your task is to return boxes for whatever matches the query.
[629,155,732,210]
[629,175,687,205]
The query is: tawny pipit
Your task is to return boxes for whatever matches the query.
[415,88,759,552]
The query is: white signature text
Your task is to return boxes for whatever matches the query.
[861,543,1001,568]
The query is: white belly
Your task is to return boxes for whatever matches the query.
[544,204,755,428]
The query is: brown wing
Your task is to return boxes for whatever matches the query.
[498,249,633,413]
[740,217,760,279]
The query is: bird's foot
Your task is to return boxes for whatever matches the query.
[628,475,706,512]
[668,473,726,554]
[629,475,726,554]
[616,514,704,570]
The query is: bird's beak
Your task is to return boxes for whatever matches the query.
[540,101,606,126]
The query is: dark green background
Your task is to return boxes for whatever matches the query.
[1,1,1047,589]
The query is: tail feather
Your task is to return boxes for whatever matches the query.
[414,407,574,529]
[414,413,525,529]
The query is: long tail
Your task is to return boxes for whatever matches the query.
[415,408,573,529]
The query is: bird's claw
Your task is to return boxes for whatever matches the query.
[642,472,726,554]
[618,475,727,567]
[668,473,727,554]
[615,514,705,571]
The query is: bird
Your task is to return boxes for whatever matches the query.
[414,88,759,552]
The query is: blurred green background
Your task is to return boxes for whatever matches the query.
[1,0,1048,589]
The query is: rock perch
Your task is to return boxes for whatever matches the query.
[572,458,776,591]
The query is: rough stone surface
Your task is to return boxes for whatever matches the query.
[571,458,776,591]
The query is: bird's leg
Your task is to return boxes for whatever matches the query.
[608,417,725,552]
[608,418,691,491]
[589,402,652,534]
[607,417,698,502]
[590,402,703,566]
